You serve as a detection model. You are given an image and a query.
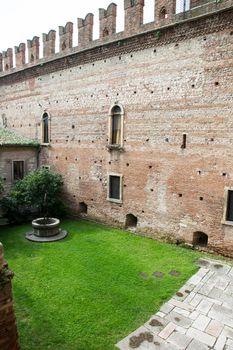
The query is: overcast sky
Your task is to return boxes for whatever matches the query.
[0,0,154,52]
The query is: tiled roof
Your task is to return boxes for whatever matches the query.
[0,128,39,146]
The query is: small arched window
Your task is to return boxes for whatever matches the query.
[109,104,124,148]
[103,28,109,37]
[42,112,49,144]
[159,7,167,19]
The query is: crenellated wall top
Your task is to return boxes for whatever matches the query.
[99,3,117,19]
[0,0,232,76]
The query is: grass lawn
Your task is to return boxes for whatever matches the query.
[1,220,205,350]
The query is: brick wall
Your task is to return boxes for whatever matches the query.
[0,243,20,350]
[0,9,233,256]
[0,147,38,193]
[191,0,212,9]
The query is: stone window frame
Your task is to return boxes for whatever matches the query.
[107,103,124,151]
[12,160,25,182]
[107,172,123,204]
[222,187,233,226]
[41,111,51,146]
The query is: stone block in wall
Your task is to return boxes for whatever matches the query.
[78,13,94,48]
[99,3,117,40]
[2,48,13,71]
[59,22,73,52]
[124,0,144,34]
[43,30,56,58]
[15,43,26,68]
[27,36,40,63]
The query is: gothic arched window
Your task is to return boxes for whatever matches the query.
[109,104,124,148]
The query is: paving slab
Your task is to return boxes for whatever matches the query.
[159,322,176,339]
[192,314,211,331]
[167,330,192,349]
[186,339,210,350]
[205,319,223,337]
[116,259,233,350]
[164,310,192,329]
[225,338,233,350]
[186,327,216,346]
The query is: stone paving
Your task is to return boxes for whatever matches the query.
[116,259,233,350]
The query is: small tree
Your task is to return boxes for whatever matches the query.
[1,169,65,223]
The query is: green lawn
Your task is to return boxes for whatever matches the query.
[1,220,204,350]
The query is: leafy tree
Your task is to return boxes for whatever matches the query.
[1,169,65,223]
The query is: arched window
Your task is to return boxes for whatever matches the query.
[42,112,49,144]
[109,104,124,148]
[103,28,109,37]
[159,7,167,19]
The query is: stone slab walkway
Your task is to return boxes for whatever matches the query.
[116,259,233,350]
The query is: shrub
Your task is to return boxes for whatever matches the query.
[1,169,66,223]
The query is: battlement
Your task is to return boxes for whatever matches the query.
[42,30,56,58]
[2,48,13,71]
[0,0,232,76]
[27,36,40,63]
[99,3,117,39]
[14,43,26,68]
[124,0,144,34]
[78,13,94,47]
[59,22,73,52]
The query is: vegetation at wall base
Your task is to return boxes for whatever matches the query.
[0,264,13,290]
[0,169,65,223]
[0,220,210,350]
